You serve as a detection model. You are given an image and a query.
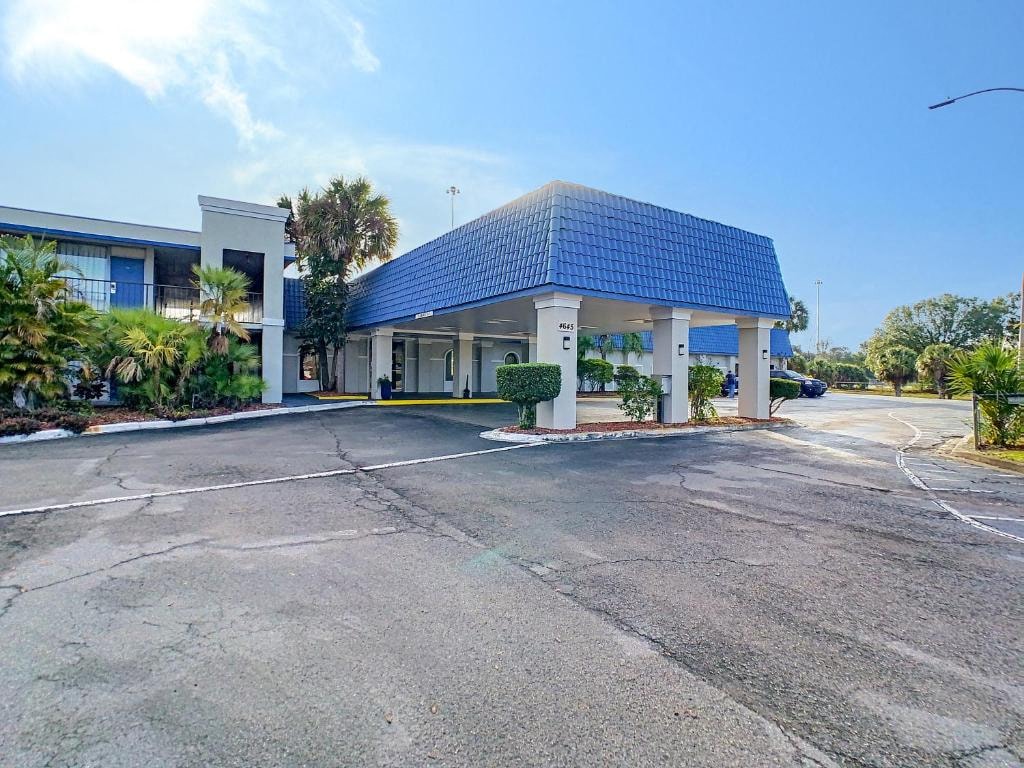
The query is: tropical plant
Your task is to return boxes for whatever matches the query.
[187,338,265,407]
[777,296,809,334]
[496,363,562,429]
[0,234,96,408]
[617,374,662,423]
[279,175,399,391]
[613,364,640,389]
[948,342,1024,447]
[192,264,252,353]
[689,365,724,421]
[807,358,837,386]
[866,344,917,396]
[619,332,645,366]
[577,358,613,391]
[916,343,956,398]
[595,334,615,361]
[577,335,596,360]
[769,378,801,415]
[788,353,808,374]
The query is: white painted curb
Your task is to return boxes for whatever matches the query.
[0,401,371,447]
[479,421,782,443]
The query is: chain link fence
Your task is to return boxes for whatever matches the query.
[971,393,1024,449]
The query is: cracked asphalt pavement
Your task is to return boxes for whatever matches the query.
[0,396,1021,767]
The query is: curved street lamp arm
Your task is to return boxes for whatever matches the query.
[929,87,1024,109]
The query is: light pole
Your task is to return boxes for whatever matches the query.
[814,279,823,354]
[446,186,460,229]
[928,87,1024,363]
[928,87,1024,110]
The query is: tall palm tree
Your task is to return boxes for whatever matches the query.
[279,176,399,391]
[577,335,596,361]
[192,264,251,354]
[620,332,645,366]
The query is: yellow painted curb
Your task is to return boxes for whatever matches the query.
[375,398,507,406]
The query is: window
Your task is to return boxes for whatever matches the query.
[56,241,108,282]
[444,349,454,382]
[503,351,520,365]
[300,350,318,381]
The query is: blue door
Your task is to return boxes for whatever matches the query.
[110,257,145,308]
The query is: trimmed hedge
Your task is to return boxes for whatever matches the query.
[496,363,562,428]
[769,377,801,415]
[577,358,613,391]
[613,364,640,388]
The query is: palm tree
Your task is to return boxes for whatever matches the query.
[596,334,615,360]
[192,264,251,354]
[0,234,95,408]
[107,323,188,409]
[577,335,596,361]
[279,176,399,391]
[777,297,809,334]
[620,332,645,366]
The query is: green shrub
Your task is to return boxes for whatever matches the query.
[769,378,801,416]
[613,365,640,388]
[496,363,562,428]
[617,375,663,423]
[577,358,613,391]
[689,365,724,421]
[949,342,1024,447]
[53,412,90,433]
[0,417,43,436]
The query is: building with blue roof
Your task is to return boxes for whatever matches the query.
[2,181,792,426]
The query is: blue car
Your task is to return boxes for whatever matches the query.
[770,369,827,397]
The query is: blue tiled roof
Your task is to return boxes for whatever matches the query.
[347,181,789,328]
[284,277,305,330]
[610,327,793,358]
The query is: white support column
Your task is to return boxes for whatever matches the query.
[651,308,691,423]
[737,318,774,419]
[454,333,474,398]
[370,327,394,399]
[527,335,538,364]
[534,293,581,429]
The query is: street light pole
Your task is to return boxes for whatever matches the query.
[814,279,823,354]
[928,87,1023,364]
[928,87,1024,110]
[446,186,460,229]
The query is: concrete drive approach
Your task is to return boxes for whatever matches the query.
[0,401,1021,767]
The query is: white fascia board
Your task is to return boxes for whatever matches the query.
[198,196,290,222]
[0,205,200,248]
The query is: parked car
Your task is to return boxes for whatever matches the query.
[770,369,827,397]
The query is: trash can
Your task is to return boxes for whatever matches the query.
[656,374,672,423]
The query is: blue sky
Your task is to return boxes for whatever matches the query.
[1,1,1021,349]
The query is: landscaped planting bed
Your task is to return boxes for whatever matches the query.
[503,416,780,435]
[0,404,281,437]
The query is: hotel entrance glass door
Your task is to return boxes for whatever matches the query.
[391,340,406,392]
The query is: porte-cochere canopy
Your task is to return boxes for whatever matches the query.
[347,181,790,332]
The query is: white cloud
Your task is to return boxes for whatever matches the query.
[1,0,380,143]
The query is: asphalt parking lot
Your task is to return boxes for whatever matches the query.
[0,395,1021,767]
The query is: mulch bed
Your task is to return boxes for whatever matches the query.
[504,417,780,435]
[85,404,280,425]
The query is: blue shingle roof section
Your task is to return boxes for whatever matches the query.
[347,181,790,328]
[284,278,305,330]
[610,327,793,358]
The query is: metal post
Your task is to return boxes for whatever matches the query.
[446,186,460,229]
[814,279,822,354]
[972,393,981,450]
[1018,271,1023,366]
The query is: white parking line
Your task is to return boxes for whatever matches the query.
[888,412,1024,544]
[970,515,1024,522]
[0,442,547,519]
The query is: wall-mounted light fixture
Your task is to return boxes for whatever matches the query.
[762,349,769,360]
[563,336,572,350]
[678,343,686,356]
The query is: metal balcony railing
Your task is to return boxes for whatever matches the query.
[62,277,262,324]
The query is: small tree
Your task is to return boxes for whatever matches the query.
[689,365,724,421]
[496,363,562,429]
[617,375,662,423]
[868,345,917,396]
[192,264,252,354]
[788,354,808,374]
[619,332,645,366]
[808,358,837,386]
[769,378,801,416]
[613,364,640,389]
[916,343,956,398]
[948,342,1024,447]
